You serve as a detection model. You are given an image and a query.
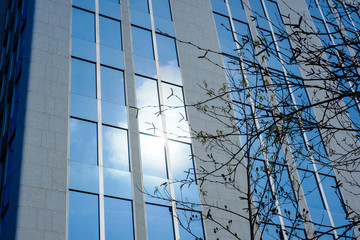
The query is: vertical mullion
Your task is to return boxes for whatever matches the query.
[95,0,105,239]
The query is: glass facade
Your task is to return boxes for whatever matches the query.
[69,0,203,239]
[67,0,359,239]
[211,0,356,239]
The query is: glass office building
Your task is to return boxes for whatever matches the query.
[0,0,359,239]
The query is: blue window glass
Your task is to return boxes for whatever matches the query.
[73,0,95,12]
[154,16,175,36]
[177,210,204,240]
[130,8,152,29]
[168,141,199,205]
[71,59,97,121]
[273,164,303,228]
[69,161,99,193]
[320,175,354,237]
[70,118,98,165]
[101,67,127,127]
[132,27,156,76]
[261,224,284,240]
[100,17,122,50]
[228,0,247,22]
[264,0,285,35]
[285,227,306,239]
[72,8,95,41]
[143,175,170,205]
[152,0,172,21]
[156,34,181,85]
[99,0,121,20]
[102,101,127,128]
[161,83,189,139]
[146,204,175,240]
[71,58,96,97]
[68,191,99,240]
[213,13,237,56]
[72,8,96,61]
[104,197,134,240]
[135,76,162,134]
[156,34,178,65]
[233,20,253,61]
[211,0,228,16]
[102,125,129,171]
[249,0,271,31]
[168,141,193,181]
[298,170,332,232]
[132,26,154,59]
[130,0,149,13]
[140,134,167,178]
[99,17,123,68]
[101,66,125,105]
[104,168,132,199]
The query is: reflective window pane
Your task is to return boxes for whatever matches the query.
[72,8,95,42]
[161,83,185,117]
[168,140,193,181]
[104,168,132,199]
[72,9,96,61]
[100,16,122,50]
[152,0,172,20]
[71,58,96,97]
[154,16,175,36]
[228,0,246,22]
[71,94,98,121]
[102,102,128,128]
[156,34,178,66]
[104,197,134,240]
[71,59,97,120]
[140,134,167,178]
[101,66,125,105]
[102,126,129,171]
[133,55,157,78]
[131,8,151,29]
[132,27,154,59]
[143,175,170,205]
[136,76,162,134]
[69,161,99,193]
[211,0,228,15]
[99,17,123,68]
[177,210,204,240]
[68,191,99,240]
[73,0,95,12]
[130,0,149,13]
[146,204,175,240]
[99,0,121,20]
[213,13,237,56]
[70,118,97,165]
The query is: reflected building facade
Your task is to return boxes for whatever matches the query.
[0,0,359,239]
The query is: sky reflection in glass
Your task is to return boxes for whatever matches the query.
[104,197,134,240]
[102,125,129,171]
[99,0,121,20]
[68,191,99,240]
[70,118,97,165]
[177,210,204,240]
[136,76,162,134]
[71,58,96,97]
[104,168,132,199]
[101,66,125,105]
[146,204,175,240]
[140,134,167,178]
[69,161,99,193]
